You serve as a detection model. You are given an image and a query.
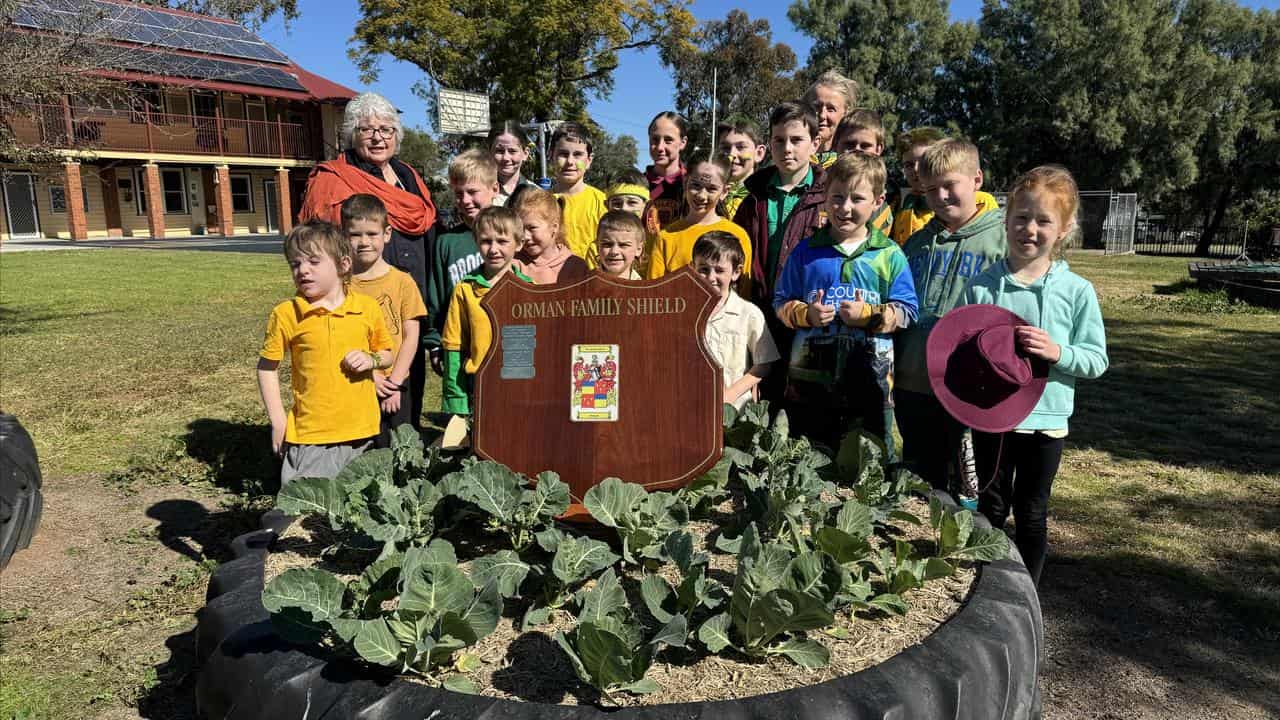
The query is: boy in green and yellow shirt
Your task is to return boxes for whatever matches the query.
[441,206,533,415]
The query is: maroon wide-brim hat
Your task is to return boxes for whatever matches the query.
[927,304,1050,433]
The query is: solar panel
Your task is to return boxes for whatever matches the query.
[14,0,292,64]
[108,47,307,92]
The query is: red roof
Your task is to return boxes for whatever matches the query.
[290,65,358,103]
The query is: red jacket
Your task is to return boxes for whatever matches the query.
[731,164,829,305]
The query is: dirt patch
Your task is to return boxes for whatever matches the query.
[261,495,976,706]
[2,478,221,626]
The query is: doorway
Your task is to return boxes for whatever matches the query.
[263,178,279,233]
[2,173,41,239]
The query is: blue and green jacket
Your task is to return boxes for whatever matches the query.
[773,224,919,364]
[960,260,1108,432]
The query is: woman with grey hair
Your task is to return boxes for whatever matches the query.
[299,91,437,429]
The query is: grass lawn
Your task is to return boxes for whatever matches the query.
[0,248,1276,719]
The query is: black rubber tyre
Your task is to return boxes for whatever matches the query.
[196,493,1043,720]
[0,412,43,571]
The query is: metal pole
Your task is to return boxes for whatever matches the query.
[708,67,718,162]
[539,122,547,181]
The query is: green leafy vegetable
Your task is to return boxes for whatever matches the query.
[555,569,679,702]
[440,462,570,552]
[699,523,838,667]
[583,477,689,564]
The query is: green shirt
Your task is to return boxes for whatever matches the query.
[765,167,814,284]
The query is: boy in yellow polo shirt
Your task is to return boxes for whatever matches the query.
[441,206,533,415]
[257,221,393,488]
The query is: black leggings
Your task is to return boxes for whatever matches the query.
[972,431,1064,586]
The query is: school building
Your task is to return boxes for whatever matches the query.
[1,0,356,242]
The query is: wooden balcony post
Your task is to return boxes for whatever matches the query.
[215,105,225,155]
[145,111,155,153]
[61,97,74,145]
[275,116,285,159]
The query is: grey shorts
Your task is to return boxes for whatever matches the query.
[280,438,373,488]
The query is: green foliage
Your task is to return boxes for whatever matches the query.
[583,131,641,188]
[699,524,839,668]
[261,401,1012,699]
[350,0,697,124]
[274,426,454,557]
[788,0,975,132]
[440,462,570,552]
[723,406,835,549]
[846,438,930,526]
[675,455,732,516]
[639,531,727,634]
[583,477,689,564]
[658,9,803,155]
[929,495,1011,567]
[555,569,673,701]
[261,539,502,688]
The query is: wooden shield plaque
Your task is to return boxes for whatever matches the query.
[473,267,723,515]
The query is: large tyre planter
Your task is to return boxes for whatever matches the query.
[0,412,44,570]
[196,492,1043,719]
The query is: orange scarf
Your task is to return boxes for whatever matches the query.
[299,154,436,235]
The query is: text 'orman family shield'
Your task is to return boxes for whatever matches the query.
[473,267,723,518]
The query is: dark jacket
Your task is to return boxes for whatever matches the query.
[731,164,829,305]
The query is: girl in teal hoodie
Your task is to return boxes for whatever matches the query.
[959,165,1108,586]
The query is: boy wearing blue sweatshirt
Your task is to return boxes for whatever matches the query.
[959,165,1108,585]
[774,153,918,469]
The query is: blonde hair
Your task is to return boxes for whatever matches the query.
[448,148,498,186]
[835,109,885,150]
[804,69,858,111]
[826,152,887,198]
[472,206,523,243]
[895,126,947,160]
[1009,165,1080,255]
[284,221,352,281]
[918,138,980,179]
[596,210,648,269]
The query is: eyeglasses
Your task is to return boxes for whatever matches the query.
[357,126,398,139]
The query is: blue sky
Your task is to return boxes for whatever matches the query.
[259,0,1278,152]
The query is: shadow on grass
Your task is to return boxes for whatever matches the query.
[1072,317,1280,474]
[128,417,279,719]
[0,305,117,336]
[183,418,279,496]
[136,495,272,720]
[1039,547,1280,717]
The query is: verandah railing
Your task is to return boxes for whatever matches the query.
[9,102,315,160]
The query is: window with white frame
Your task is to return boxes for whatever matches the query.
[230,175,253,213]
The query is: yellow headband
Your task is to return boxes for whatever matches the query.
[607,183,650,201]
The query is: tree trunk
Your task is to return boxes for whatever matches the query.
[1196,183,1234,257]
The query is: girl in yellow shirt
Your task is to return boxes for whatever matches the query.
[647,158,752,298]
